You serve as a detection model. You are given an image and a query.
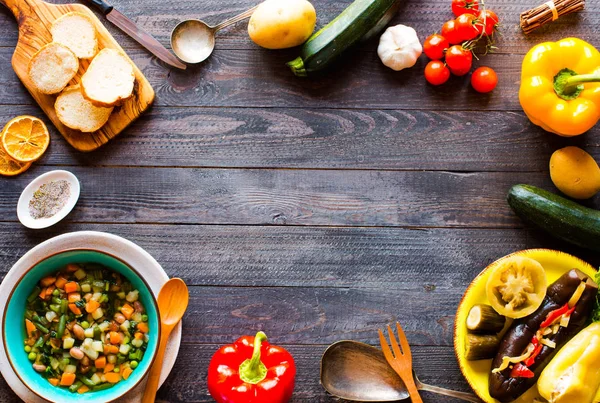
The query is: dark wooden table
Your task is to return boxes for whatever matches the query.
[1,0,600,401]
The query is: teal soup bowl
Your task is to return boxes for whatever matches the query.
[3,249,160,402]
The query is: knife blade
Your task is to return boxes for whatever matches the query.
[86,0,187,70]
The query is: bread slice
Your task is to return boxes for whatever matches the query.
[55,85,113,132]
[28,43,79,95]
[81,48,135,107]
[51,12,98,59]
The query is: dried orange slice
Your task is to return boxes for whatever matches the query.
[0,145,31,176]
[1,116,50,163]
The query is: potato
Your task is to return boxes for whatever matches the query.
[248,0,316,49]
[550,146,600,199]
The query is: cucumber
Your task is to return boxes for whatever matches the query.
[466,304,506,334]
[287,0,401,77]
[507,184,600,252]
[465,334,500,361]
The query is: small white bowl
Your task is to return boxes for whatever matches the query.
[17,170,80,229]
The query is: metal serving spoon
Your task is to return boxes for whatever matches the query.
[321,340,481,402]
[170,6,258,64]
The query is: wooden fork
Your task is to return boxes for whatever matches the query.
[378,322,423,403]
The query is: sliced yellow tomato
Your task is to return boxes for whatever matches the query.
[486,255,547,319]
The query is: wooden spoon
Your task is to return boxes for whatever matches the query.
[142,278,189,403]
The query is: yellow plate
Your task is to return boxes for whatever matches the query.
[453,249,597,403]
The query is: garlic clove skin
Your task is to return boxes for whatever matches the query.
[377,24,423,72]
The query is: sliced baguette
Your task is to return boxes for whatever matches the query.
[28,43,79,95]
[51,12,98,59]
[81,48,135,107]
[55,85,113,132]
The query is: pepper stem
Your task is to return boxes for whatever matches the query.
[238,331,268,384]
[564,73,600,92]
[554,68,600,101]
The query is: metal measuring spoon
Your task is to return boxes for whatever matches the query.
[321,340,481,402]
[170,5,258,64]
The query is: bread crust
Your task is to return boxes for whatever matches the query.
[80,80,133,108]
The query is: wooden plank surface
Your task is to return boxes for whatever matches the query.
[2,105,597,171]
[2,0,600,401]
[0,167,577,228]
[3,223,596,288]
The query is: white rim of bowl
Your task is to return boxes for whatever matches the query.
[17,170,80,229]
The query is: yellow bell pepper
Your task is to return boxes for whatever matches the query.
[519,38,600,137]
[537,322,600,403]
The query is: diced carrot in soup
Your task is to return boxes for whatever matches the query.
[85,300,100,313]
[104,363,115,374]
[68,304,82,315]
[121,303,134,319]
[95,356,106,369]
[40,276,56,287]
[137,322,149,333]
[122,367,133,380]
[109,332,121,344]
[55,276,68,289]
[64,282,78,293]
[60,373,76,386]
[25,319,36,338]
[48,378,59,386]
[68,293,81,303]
[103,344,118,354]
[77,385,89,394]
[104,372,121,384]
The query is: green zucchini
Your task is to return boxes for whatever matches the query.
[507,184,600,252]
[287,0,401,77]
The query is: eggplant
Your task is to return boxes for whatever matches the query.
[488,269,598,402]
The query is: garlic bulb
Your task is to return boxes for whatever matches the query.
[377,25,422,71]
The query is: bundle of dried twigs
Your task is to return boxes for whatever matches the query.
[520,0,585,34]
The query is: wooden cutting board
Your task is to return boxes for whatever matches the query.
[1,0,155,151]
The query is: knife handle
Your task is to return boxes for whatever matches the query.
[85,0,113,15]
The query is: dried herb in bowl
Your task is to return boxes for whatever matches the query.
[29,180,71,219]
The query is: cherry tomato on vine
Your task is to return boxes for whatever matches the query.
[478,10,499,36]
[441,20,462,45]
[471,67,498,93]
[445,45,473,76]
[451,0,479,17]
[455,13,480,41]
[424,61,451,86]
[423,34,450,60]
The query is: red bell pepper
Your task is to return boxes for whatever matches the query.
[207,331,296,403]
[540,303,570,328]
[523,337,543,367]
[510,363,535,378]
